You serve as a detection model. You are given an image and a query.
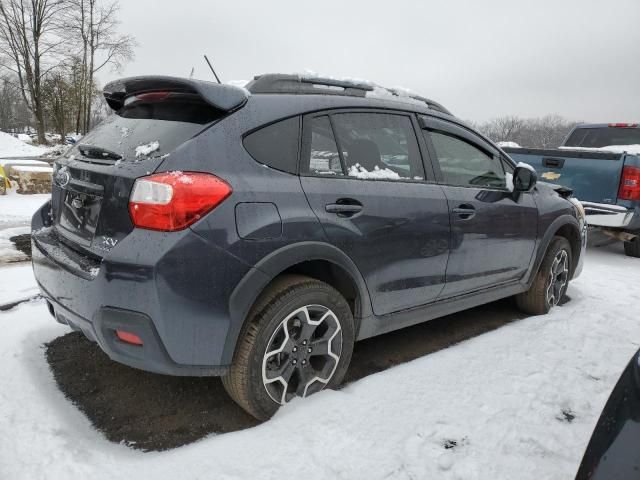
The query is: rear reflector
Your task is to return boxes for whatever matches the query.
[608,123,639,128]
[116,330,143,346]
[619,166,640,201]
[129,172,232,231]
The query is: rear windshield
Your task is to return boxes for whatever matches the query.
[72,93,223,162]
[564,127,640,148]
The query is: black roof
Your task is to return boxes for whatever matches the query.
[245,74,452,115]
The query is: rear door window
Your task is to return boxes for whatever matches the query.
[243,116,300,174]
[330,113,425,181]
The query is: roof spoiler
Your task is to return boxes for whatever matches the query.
[103,76,249,112]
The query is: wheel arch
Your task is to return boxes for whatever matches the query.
[529,215,582,285]
[222,242,372,365]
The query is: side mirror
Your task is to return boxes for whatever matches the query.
[513,164,537,192]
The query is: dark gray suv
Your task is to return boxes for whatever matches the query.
[32,74,587,420]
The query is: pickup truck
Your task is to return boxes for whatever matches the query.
[502,123,640,257]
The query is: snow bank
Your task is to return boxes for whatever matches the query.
[347,163,401,180]
[11,165,53,173]
[0,190,49,227]
[559,144,640,155]
[0,159,49,168]
[1,241,638,479]
[0,131,47,157]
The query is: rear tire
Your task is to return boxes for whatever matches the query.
[624,237,640,258]
[516,237,572,315]
[222,275,355,421]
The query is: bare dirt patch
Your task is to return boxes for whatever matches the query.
[46,298,525,451]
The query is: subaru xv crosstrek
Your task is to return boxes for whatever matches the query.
[32,74,587,420]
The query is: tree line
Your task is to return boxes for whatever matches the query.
[0,0,135,144]
[470,115,581,149]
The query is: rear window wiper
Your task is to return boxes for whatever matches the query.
[77,144,122,161]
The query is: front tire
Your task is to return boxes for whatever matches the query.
[624,237,640,258]
[516,236,572,315]
[222,275,355,421]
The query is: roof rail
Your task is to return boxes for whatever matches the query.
[245,73,452,115]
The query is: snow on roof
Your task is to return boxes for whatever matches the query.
[0,131,47,157]
[497,141,521,148]
[559,144,640,155]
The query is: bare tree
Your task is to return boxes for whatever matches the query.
[479,116,526,143]
[64,0,134,133]
[477,114,581,148]
[41,68,71,141]
[0,73,20,130]
[0,0,66,143]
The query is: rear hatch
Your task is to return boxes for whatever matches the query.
[50,76,247,257]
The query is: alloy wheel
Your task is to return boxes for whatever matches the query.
[261,305,343,405]
[546,249,569,307]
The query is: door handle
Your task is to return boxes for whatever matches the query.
[325,199,363,217]
[542,157,565,169]
[452,204,476,220]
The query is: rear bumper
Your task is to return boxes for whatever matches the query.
[583,202,640,230]
[31,201,250,376]
[43,296,228,376]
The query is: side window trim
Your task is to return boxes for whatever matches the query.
[300,113,345,176]
[327,115,348,175]
[411,113,438,182]
[420,116,508,190]
[419,115,498,158]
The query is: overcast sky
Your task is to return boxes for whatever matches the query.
[111,0,640,123]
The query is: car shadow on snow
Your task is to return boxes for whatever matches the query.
[46,297,531,451]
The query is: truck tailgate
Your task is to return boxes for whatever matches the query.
[503,147,624,204]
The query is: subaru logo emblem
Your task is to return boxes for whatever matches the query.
[55,167,71,188]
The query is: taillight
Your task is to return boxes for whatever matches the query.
[618,166,640,201]
[608,123,639,128]
[129,172,232,231]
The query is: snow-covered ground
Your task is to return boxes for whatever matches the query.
[0,235,638,479]
[0,263,39,304]
[0,191,48,264]
[0,131,48,157]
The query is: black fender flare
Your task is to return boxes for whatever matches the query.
[526,214,582,287]
[222,241,372,364]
